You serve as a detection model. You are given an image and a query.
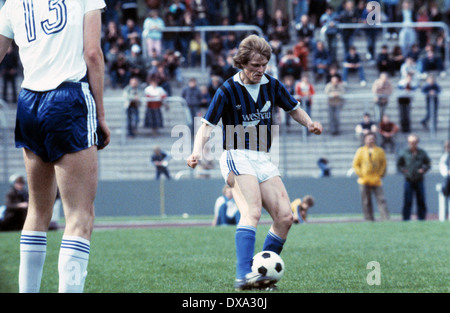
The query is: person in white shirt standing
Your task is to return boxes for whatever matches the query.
[0,0,110,293]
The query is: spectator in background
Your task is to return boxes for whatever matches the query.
[151,146,171,180]
[127,44,147,82]
[121,18,142,51]
[371,72,393,122]
[182,77,203,133]
[400,56,419,84]
[270,9,290,44]
[378,114,399,153]
[1,43,19,103]
[353,132,389,222]
[207,75,222,99]
[398,0,416,56]
[420,74,441,132]
[206,0,222,25]
[325,63,342,84]
[0,175,28,231]
[278,49,302,81]
[144,75,167,136]
[325,75,345,136]
[293,40,309,72]
[317,157,331,177]
[295,74,315,118]
[103,0,120,25]
[320,5,339,65]
[212,185,240,226]
[290,195,315,224]
[419,45,446,78]
[406,43,420,62]
[109,52,131,89]
[162,11,178,52]
[148,60,172,96]
[191,0,210,26]
[189,32,207,67]
[397,134,431,221]
[143,9,165,58]
[384,0,399,39]
[123,76,142,138]
[416,6,430,50]
[199,84,211,111]
[120,0,138,24]
[339,0,359,53]
[223,32,239,54]
[164,50,183,85]
[295,14,315,50]
[207,33,225,67]
[293,0,309,24]
[169,0,186,25]
[355,113,377,145]
[312,40,330,82]
[103,21,122,55]
[178,11,195,65]
[342,46,366,87]
[376,45,394,76]
[251,7,270,37]
[397,72,417,133]
[391,45,405,72]
[282,75,296,128]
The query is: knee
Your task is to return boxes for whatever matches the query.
[279,211,293,229]
[64,208,95,239]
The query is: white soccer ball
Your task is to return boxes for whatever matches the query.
[251,251,285,282]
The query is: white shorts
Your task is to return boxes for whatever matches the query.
[219,149,280,184]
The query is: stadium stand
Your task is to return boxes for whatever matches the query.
[0,2,449,182]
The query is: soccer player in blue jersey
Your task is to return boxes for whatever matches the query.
[0,0,110,292]
[187,35,322,290]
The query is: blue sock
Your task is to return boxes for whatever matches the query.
[262,230,286,255]
[235,225,256,279]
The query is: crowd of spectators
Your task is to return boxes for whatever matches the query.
[1,0,449,141]
[98,1,449,140]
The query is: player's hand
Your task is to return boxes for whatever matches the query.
[98,119,111,149]
[187,154,199,169]
[308,121,323,135]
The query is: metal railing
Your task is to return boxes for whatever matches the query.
[142,25,264,71]
[320,21,449,67]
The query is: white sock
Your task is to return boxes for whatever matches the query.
[19,231,47,293]
[58,236,90,293]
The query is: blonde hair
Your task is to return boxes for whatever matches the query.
[232,35,272,69]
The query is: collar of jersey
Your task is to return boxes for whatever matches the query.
[233,72,269,86]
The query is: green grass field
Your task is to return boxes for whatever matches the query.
[0,218,449,293]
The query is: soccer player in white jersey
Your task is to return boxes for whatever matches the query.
[0,0,110,292]
[187,35,322,290]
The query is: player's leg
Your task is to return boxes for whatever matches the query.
[19,148,58,293]
[260,176,293,254]
[228,173,262,283]
[54,145,98,293]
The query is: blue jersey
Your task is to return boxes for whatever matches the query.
[203,73,300,152]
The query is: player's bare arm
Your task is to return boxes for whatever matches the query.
[187,122,214,168]
[83,10,110,148]
[0,35,12,63]
[289,107,323,135]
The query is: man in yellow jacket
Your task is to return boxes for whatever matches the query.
[352,132,390,221]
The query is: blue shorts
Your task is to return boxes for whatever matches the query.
[15,80,104,162]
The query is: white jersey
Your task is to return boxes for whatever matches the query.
[0,0,106,91]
